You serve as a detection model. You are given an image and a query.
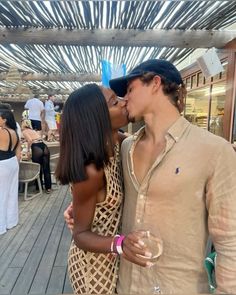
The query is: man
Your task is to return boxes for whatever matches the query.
[45,94,58,141]
[65,60,236,294]
[24,95,44,131]
[109,59,236,294]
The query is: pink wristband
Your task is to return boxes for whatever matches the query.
[115,235,125,255]
[110,235,120,253]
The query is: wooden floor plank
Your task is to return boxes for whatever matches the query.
[11,187,68,294]
[54,194,72,266]
[63,269,73,294]
[0,268,21,295]
[0,195,49,279]
[0,185,72,294]
[54,220,72,267]
[9,193,57,268]
[0,196,39,256]
[29,190,69,294]
[46,266,67,295]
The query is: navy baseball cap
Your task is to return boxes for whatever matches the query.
[109,59,183,97]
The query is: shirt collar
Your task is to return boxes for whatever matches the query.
[132,116,190,143]
[167,116,190,142]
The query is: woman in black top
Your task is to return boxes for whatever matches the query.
[0,108,20,235]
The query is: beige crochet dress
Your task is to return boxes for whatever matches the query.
[68,144,123,294]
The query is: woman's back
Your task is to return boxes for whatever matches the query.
[0,128,18,152]
[22,128,41,143]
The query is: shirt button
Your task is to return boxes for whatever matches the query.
[175,136,179,141]
[139,194,144,199]
[137,219,141,223]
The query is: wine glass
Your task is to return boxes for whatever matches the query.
[134,223,163,294]
[135,223,163,264]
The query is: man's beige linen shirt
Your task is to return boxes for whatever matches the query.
[118,117,236,294]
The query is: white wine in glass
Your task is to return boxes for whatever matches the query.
[143,230,163,262]
[137,230,163,263]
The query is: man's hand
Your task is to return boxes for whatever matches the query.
[64,202,74,233]
[122,231,154,267]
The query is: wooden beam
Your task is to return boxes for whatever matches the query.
[224,38,236,51]
[0,72,101,82]
[0,28,236,48]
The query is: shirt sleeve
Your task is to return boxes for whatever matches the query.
[40,101,45,111]
[45,101,54,112]
[206,142,236,293]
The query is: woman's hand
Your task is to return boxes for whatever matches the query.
[121,231,154,267]
[64,202,74,233]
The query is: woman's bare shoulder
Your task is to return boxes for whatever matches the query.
[72,164,104,195]
[0,127,11,137]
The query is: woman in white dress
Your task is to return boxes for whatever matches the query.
[0,108,21,235]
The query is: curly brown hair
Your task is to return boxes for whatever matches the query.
[139,72,186,113]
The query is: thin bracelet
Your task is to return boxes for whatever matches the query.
[110,235,120,253]
[115,235,125,255]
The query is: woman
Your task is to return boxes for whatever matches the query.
[0,108,20,235]
[21,119,52,193]
[56,84,148,294]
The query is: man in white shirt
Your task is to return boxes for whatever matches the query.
[24,96,44,131]
[45,95,58,141]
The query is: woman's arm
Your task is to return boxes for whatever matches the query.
[69,163,154,266]
[22,130,33,146]
[72,164,113,253]
[15,141,21,161]
[64,187,154,267]
[22,130,33,159]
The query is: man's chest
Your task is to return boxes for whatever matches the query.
[132,140,166,184]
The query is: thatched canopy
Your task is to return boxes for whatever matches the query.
[0,0,236,98]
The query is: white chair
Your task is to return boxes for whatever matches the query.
[50,153,60,187]
[19,161,43,201]
[47,143,60,156]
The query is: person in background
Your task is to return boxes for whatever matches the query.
[45,94,58,141]
[55,111,61,132]
[22,109,29,121]
[0,108,20,235]
[0,103,21,138]
[21,119,52,194]
[56,84,150,295]
[24,95,44,131]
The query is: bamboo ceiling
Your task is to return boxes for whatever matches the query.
[0,0,236,97]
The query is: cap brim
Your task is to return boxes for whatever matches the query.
[109,73,141,97]
[109,76,128,97]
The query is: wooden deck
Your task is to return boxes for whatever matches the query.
[0,185,73,295]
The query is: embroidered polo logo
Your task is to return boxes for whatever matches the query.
[175,167,180,174]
